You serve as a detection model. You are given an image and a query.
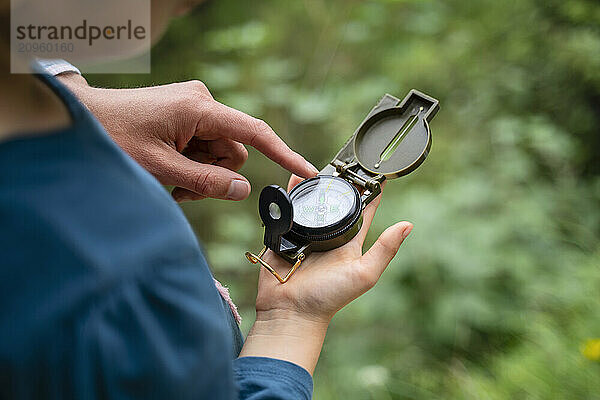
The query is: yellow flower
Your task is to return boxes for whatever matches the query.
[581,339,600,361]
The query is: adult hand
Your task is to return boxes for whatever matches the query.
[58,73,319,201]
[240,175,413,374]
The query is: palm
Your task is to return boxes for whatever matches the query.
[254,175,412,322]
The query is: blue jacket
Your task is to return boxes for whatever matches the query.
[0,70,312,399]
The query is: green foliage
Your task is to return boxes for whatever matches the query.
[88,0,600,398]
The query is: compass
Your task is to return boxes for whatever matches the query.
[246,90,440,283]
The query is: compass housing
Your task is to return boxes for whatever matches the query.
[287,175,362,250]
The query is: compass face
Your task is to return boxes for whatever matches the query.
[290,176,358,229]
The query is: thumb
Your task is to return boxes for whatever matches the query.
[358,222,413,283]
[156,148,251,201]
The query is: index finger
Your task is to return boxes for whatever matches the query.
[197,101,319,178]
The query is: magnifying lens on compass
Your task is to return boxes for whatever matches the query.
[246,89,440,283]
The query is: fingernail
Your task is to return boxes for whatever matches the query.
[227,179,250,200]
[306,160,319,175]
[401,224,414,240]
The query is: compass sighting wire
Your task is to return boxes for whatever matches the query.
[374,106,424,169]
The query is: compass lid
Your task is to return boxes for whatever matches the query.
[353,90,439,179]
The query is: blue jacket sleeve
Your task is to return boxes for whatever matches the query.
[234,357,313,400]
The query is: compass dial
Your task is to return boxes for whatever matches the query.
[290,176,359,230]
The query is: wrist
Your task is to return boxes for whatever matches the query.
[55,75,106,126]
[55,73,100,110]
[256,308,331,325]
[55,72,89,92]
[239,309,329,375]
